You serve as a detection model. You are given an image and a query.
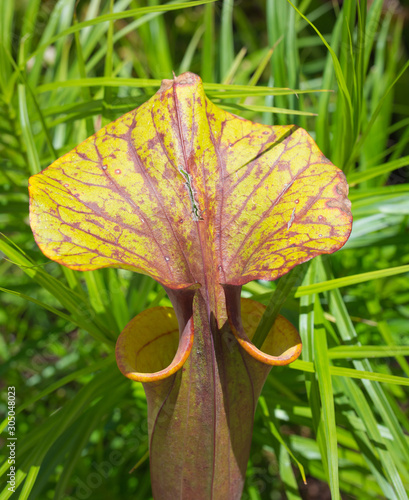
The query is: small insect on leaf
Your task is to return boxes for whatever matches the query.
[178,165,204,221]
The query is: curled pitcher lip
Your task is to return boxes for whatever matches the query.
[115,288,302,386]
[115,306,194,383]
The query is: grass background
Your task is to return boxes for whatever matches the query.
[1,0,409,498]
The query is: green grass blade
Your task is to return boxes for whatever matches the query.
[26,0,217,63]
[18,84,41,175]
[347,155,409,185]
[219,102,317,117]
[0,0,14,99]
[252,263,307,349]
[179,25,205,74]
[285,0,354,148]
[0,286,81,327]
[323,261,409,488]
[295,264,409,296]
[201,2,215,82]
[103,0,114,127]
[328,345,409,359]
[220,0,234,81]
[313,299,340,499]
[221,47,247,85]
[290,360,409,387]
[348,59,409,171]
[341,377,408,500]
[0,236,113,345]
[259,396,306,484]
[298,261,331,484]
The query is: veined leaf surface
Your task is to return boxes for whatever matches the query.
[29,72,352,288]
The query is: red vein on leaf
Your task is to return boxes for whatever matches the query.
[38,177,150,240]
[204,99,228,283]
[229,173,342,280]
[171,79,210,293]
[125,114,195,282]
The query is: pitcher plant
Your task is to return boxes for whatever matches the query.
[29,72,352,499]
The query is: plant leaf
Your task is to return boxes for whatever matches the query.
[115,295,301,498]
[29,72,352,289]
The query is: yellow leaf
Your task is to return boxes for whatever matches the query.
[29,72,352,289]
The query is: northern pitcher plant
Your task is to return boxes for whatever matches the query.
[29,72,352,499]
